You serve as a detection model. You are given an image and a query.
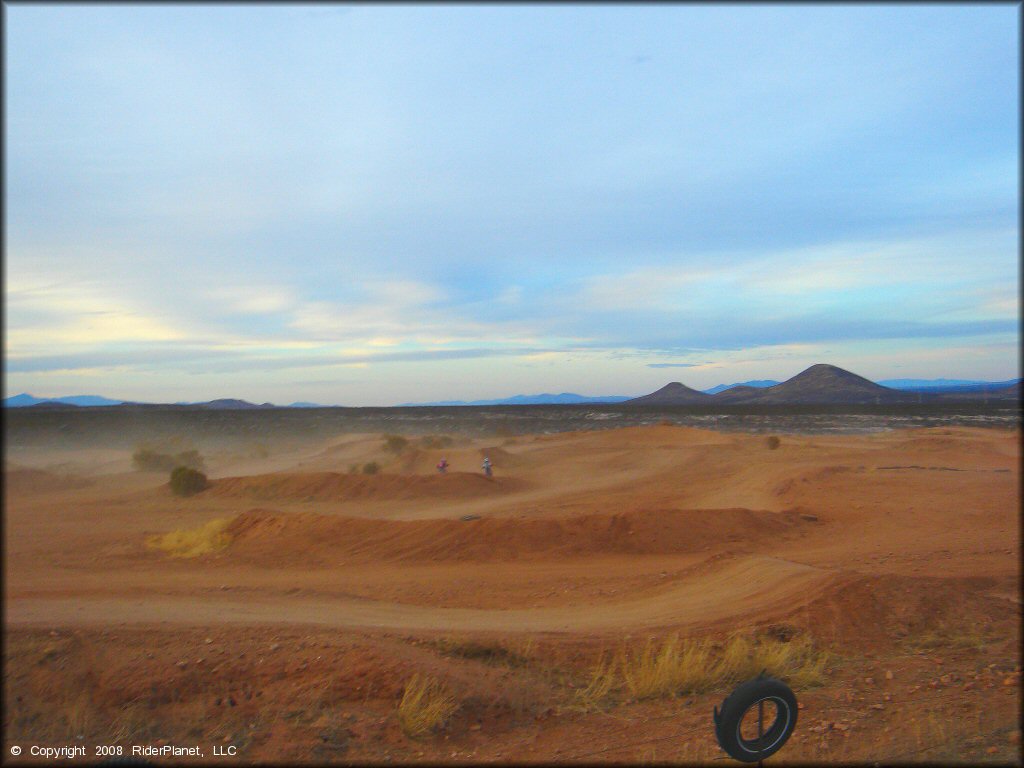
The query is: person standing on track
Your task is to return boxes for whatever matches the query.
[482,456,492,477]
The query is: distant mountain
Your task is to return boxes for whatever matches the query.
[711,384,774,404]
[930,381,1020,400]
[628,364,916,406]
[400,393,632,407]
[624,382,711,405]
[921,379,1020,393]
[744,364,908,404]
[4,394,48,407]
[702,380,780,395]
[193,399,277,410]
[60,395,127,406]
[6,373,1018,411]
[879,378,990,389]
[994,382,1021,397]
[3,393,125,407]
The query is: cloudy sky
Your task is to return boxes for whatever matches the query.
[5,4,1019,405]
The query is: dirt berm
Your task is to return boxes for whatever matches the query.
[220,507,805,565]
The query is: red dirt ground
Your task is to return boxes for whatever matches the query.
[4,424,1021,764]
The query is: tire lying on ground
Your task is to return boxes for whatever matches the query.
[713,675,798,762]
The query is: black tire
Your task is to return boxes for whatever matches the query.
[714,675,798,762]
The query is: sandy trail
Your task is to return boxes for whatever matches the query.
[4,424,1018,631]
[5,555,839,633]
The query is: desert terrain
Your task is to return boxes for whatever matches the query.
[4,416,1021,764]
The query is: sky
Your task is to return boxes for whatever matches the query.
[4,4,1019,406]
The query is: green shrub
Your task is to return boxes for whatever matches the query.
[169,466,208,497]
[362,461,380,475]
[765,435,781,450]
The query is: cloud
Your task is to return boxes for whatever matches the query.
[4,279,186,352]
[4,5,1017,403]
[203,286,295,315]
[4,344,558,375]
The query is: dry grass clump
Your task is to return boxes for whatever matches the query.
[765,435,781,450]
[63,691,94,738]
[571,655,618,711]
[362,461,380,475]
[146,517,233,558]
[714,633,829,688]
[581,632,830,704]
[621,636,716,699]
[907,619,992,652]
[108,703,151,743]
[396,674,457,738]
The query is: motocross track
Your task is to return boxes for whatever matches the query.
[4,423,1021,763]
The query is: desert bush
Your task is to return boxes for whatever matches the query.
[396,674,457,737]
[348,464,358,474]
[146,517,232,558]
[765,435,781,450]
[383,434,409,454]
[169,466,208,497]
[362,461,380,475]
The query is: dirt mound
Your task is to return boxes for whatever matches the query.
[887,427,1018,456]
[785,572,1006,651]
[4,468,92,495]
[220,507,804,566]
[206,471,524,503]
